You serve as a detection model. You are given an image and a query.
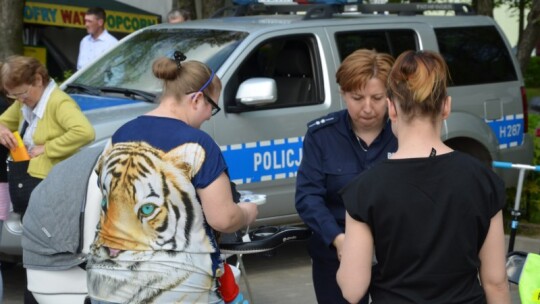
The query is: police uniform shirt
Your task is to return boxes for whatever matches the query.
[295,109,397,250]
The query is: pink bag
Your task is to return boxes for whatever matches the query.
[0,182,11,220]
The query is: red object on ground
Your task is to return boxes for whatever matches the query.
[219,263,240,302]
[536,128,540,137]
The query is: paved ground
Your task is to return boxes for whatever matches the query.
[234,241,315,304]
[235,236,531,304]
[2,235,538,304]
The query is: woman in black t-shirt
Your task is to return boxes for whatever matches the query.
[337,51,510,304]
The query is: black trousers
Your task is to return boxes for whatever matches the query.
[309,236,369,304]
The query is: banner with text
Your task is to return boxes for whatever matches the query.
[24,2,159,33]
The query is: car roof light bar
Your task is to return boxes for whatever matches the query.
[214,2,344,19]
[217,1,475,19]
[355,3,475,15]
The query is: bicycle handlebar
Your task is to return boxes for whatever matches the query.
[492,161,540,172]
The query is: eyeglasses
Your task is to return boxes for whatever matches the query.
[186,91,221,116]
[202,93,221,116]
[6,85,32,100]
[186,68,221,116]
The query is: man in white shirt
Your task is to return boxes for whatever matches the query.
[77,7,118,70]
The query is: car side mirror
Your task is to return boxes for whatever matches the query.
[236,78,277,106]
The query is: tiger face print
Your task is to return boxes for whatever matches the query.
[93,141,214,256]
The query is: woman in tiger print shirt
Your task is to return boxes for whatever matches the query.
[86,52,258,304]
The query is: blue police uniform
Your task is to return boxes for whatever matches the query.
[295,109,397,303]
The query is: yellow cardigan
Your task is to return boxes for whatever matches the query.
[0,86,95,179]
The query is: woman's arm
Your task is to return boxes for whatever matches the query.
[337,212,373,303]
[478,210,510,304]
[0,101,23,149]
[198,172,258,233]
[295,132,342,247]
[44,97,95,158]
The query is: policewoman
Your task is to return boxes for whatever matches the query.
[295,49,397,303]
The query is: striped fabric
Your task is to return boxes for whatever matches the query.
[0,182,10,220]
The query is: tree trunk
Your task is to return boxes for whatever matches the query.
[518,0,526,45]
[471,0,477,13]
[476,0,494,17]
[0,0,24,60]
[202,0,225,19]
[518,0,540,72]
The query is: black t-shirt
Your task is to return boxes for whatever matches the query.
[340,151,505,304]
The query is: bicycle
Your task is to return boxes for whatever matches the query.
[493,161,540,303]
[492,161,540,253]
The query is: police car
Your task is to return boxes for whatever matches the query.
[0,0,533,259]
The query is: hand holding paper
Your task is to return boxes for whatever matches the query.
[10,131,30,161]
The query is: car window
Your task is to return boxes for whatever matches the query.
[435,26,518,86]
[335,29,418,60]
[225,34,323,112]
[71,29,248,94]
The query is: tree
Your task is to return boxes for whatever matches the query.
[173,0,197,20]
[172,0,227,20]
[477,0,539,73]
[475,0,495,17]
[0,0,24,60]
[517,0,540,72]
[495,0,530,49]
[202,0,226,18]
[517,0,527,44]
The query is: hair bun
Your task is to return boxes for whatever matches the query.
[152,57,178,81]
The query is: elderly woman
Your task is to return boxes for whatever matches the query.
[0,55,95,216]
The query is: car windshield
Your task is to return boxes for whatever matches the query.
[71,29,248,94]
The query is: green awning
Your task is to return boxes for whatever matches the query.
[24,0,161,33]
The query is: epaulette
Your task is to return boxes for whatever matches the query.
[306,113,340,132]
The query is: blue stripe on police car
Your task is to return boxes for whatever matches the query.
[485,114,524,149]
[221,136,304,184]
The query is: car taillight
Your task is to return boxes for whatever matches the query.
[521,86,528,133]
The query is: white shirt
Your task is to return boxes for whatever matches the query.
[77,30,118,70]
[21,80,56,149]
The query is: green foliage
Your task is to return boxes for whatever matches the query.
[528,87,540,99]
[525,111,540,224]
[494,0,533,11]
[53,69,73,85]
[62,69,74,82]
[524,57,540,88]
[506,110,540,229]
[502,86,540,231]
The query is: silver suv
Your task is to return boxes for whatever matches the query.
[0,1,533,259]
